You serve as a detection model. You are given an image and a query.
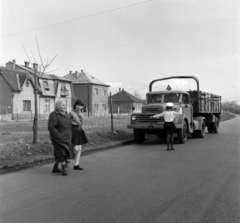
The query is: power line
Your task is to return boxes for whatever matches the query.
[1,0,153,38]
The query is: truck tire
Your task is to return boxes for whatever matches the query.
[133,129,145,144]
[197,122,205,138]
[177,120,188,144]
[212,118,219,133]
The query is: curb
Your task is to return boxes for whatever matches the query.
[0,140,134,175]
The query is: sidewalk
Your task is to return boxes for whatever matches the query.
[0,139,134,174]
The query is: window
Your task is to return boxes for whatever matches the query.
[94,104,99,110]
[94,88,98,95]
[60,83,69,96]
[43,81,50,91]
[61,83,66,91]
[45,100,50,112]
[182,94,189,104]
[23,100,31,111]
[25,80,29,87]
[104,90,107,96]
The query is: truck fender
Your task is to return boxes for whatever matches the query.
[193,117,205,131]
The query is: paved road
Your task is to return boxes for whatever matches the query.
[0,116,240,223]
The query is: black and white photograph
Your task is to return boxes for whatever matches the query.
[0,0,240,222]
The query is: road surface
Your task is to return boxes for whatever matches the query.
[0,116,240,223]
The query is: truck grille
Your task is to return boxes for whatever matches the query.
[137,114,164,123]
[142,107,163,113]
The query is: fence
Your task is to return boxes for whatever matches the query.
[0,105,11,122]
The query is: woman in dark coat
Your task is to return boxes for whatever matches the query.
[69,99,88,170]
[48,100,71,176]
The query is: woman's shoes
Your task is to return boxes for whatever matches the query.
[61,165,68,176]
[52,163,62,173]
[74,165,83,170]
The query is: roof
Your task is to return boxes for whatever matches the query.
[63,70,110,87]
[111,90,143,103]
[49,74,72,82]
[0,68,29,91]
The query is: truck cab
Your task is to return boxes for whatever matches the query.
[128,90,195,144]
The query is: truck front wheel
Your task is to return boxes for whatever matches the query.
[177,120,188,144]
[133,129,145,144]
[197,122,205,138]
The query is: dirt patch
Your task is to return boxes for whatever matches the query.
[0,115,133,171]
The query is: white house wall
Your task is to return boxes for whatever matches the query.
[13,80,36,119]
[55,82,72,112]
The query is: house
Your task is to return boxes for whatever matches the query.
[64,70,110,116]
[49,74,74,112]
[109,88,144,114]
[0,67,35,120]
[5,60,74,119]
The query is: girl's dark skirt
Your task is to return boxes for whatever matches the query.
[71,125,88,146]
[164,122,175,134]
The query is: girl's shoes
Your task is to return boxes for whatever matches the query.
[74,165,83,170]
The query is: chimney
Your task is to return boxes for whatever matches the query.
[24,61,29,68]
[122,88,124,91]
[74,71,78,78]
[12,60,16,70]
[69,71,72,74]
[119,88,121,92]
[81,70,83,72]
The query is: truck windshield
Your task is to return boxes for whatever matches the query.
[164,93,180,103]
[147,94,163,104]
[147,93,181,104]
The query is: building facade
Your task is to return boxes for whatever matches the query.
[0,67,36,121]
[64,70,109,116]
[4,60,74,120]
[109,88,144,114]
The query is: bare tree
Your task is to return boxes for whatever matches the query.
[23,38,58,144]
[133,89,142,99]
[23,37,58,77]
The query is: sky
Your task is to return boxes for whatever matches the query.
[1,0,240,102]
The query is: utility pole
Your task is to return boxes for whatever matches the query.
[109,92,114,133]
[87,80,90,117]
[33,63,38,144]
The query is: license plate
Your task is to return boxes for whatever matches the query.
[157,121,164,125]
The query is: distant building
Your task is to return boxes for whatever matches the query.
[0,67,35,120]
[64,70,110,116]
[109,88,144,114]
[3,60,74,120]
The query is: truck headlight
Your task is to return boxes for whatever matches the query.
[131,115,137,121]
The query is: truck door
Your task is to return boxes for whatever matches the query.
[182,94,192,128]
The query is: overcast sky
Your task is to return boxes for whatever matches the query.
[1,0,240,102]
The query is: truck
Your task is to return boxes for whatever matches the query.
[127,76,222,144]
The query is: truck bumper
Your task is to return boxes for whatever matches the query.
[127,123,164,129]
[127,123,183,129]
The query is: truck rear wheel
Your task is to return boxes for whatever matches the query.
[177,120,188,144]
[197,122,205,138]
[212,118,219,133]
[133,129,145,144]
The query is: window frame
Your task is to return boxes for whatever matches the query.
[23,100,31,111]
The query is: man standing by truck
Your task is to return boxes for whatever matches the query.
[150,102,182,151]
